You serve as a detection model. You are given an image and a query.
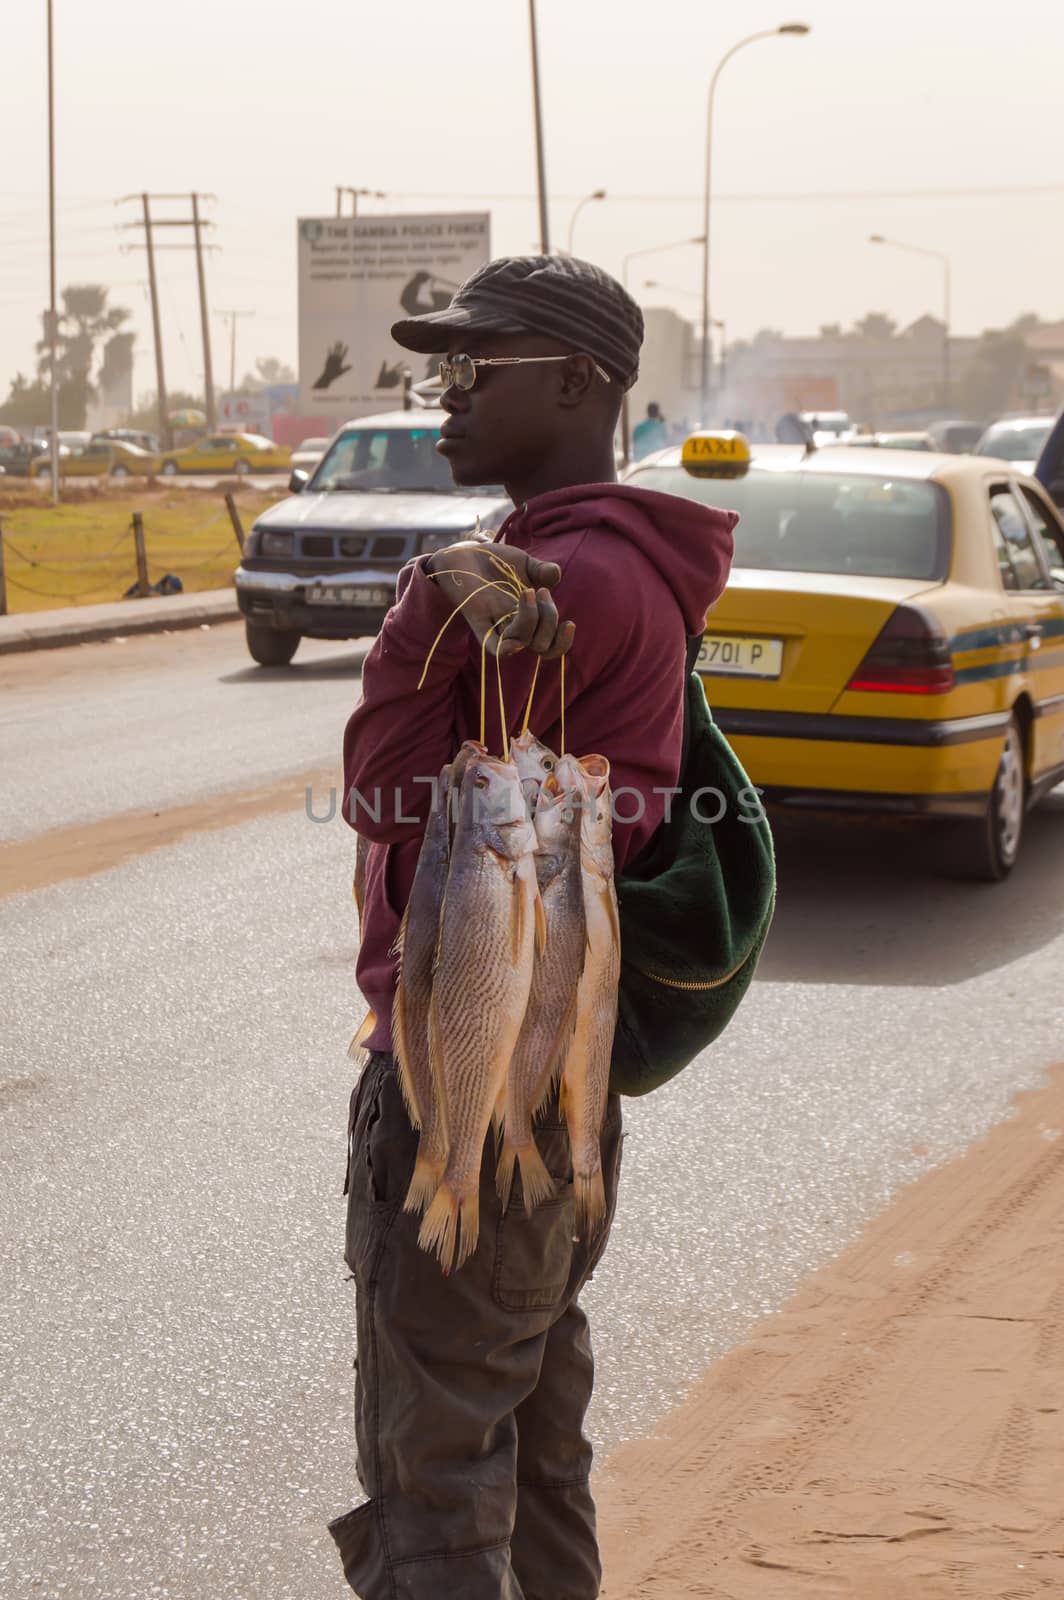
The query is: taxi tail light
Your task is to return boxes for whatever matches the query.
[847,606,954,695]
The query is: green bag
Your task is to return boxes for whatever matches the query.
[609,666,776,1097]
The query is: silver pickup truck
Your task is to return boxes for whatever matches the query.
[234,409,509,665]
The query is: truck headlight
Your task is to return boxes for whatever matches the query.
[261,530,295,557]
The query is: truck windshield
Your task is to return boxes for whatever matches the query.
[313,426,497,494]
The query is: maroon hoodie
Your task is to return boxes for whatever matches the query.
[342,482,736,1053]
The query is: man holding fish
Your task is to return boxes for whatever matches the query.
[330,255,737,1599]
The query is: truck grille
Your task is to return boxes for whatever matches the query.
[302,534,335,558]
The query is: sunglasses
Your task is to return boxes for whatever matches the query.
[438,352,613,391]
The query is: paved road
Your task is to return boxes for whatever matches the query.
[3,626,1064,1598]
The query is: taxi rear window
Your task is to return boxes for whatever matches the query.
[630,466,949,581]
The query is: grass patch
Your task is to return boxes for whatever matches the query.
[0,482,285,613]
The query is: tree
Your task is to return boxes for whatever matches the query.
[8,283,134,429]
[853,312,897,341]
[818,322,844,339]
[238,355,295,391]
[962,324,1030,418]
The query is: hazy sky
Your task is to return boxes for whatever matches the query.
[4,0,1063,403]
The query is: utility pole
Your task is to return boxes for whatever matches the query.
[527,0,551,254]
[118,193,221,448]
[141,194,169,449]
[191,193,216,428]
[46,0,59,504]
[216,309,255,396]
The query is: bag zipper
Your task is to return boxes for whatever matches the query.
[633,944,757,992]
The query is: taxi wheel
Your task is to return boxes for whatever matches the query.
[949,716,1026,882]
[110,465,129,480]
[234,459,251,476]
[245,620,300,667]
[161,461,179,476]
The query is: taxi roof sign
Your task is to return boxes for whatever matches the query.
[681,429,752,480]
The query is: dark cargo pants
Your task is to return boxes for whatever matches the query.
[328,1051,623,1600]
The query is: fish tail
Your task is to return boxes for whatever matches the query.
[496,1140,518,1210]
[453,1190,481,1271]
[403,1151,444,1217]
[347,1010,376,1060]
[574,1167,606,1237]
[418,1184,459,1273]
[516,1141,555,1214]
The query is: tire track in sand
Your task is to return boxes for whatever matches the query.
[597,1067,1064,1599]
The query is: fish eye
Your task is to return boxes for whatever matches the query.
[542,757,555,771]
[474,774,489,789]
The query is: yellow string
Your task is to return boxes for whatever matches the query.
[559,653,566,757]
[416,575,521,691]
[480,630,488,746]
[520,656,541,736]
[496,645,509,761]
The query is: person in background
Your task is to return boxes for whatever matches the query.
[632,400,668,459]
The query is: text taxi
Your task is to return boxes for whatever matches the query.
[627,429,1064,879]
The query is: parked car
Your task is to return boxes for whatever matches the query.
[233,410,509,665]
[627,434,1064,880]
[926,418,984,454]
[0,439,48,476]
[31,436,160,479]
[838,431,936,452]
[974,415,1056,475]
[157,432,290,476]
[101,428,160,453]
[799,409,854,446]
[290,435,331,474]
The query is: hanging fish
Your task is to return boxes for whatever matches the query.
[419,753,545,1272]
[555,752,620,1235]
[497,773,585,1213]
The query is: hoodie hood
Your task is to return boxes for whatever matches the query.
[497,482,736,637]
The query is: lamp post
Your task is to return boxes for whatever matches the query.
[567,189,606,255]
[701,22,811,424]
[528,0,551,253]
[869,233,952,407]
[46,0,59,504]
[620,236,705,464]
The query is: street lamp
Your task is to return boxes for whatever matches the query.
[869,233,952,407]
[335,187,387,217]
[701,22,811,423]
[620,236,705,464]
[567,189,606,255]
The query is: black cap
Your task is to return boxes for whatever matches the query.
[391,254,644,389]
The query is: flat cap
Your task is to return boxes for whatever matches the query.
[391,254,644,389]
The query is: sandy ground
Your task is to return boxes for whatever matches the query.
[598,1066,1064,1599]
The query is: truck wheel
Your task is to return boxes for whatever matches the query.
[946,715,1025,881]
[245,620,300,667]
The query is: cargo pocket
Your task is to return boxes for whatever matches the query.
[492,1185,577,1313]
[345,1062,403,1282]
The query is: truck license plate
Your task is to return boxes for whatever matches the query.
[307,584,393,607]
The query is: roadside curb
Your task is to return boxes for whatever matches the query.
[0,588,240,655]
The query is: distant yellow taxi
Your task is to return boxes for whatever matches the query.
[32,437,161,479]
[158,432,291,476]
[627,433,1064,879]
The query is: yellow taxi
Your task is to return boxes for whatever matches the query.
[32,437,161,479]
[157,432,290,476]
[626,432,1064,879]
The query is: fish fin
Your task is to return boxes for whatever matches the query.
[496,1141,517,1210]
[604,884,621,955]
[419,1184,459,1274]
[390,979,423,1131]
[347,1010,376,1060]
[454,1190,480,1272]
[428,989,450,1152]
[532,983,581,1120]
[491,1082,506,1152]
[404,1150,444,1216]
[389,904,409,960]
[511,866,527,966]
[533,885,547,958]
[516,1142,555,1215]
[574,1167,606,1237]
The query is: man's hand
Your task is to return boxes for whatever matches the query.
[424,542,575,659]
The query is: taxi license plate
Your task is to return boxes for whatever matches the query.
[307,583,393,607]
[697,633,783,678]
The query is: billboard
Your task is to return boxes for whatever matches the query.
[297,213,491,422]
